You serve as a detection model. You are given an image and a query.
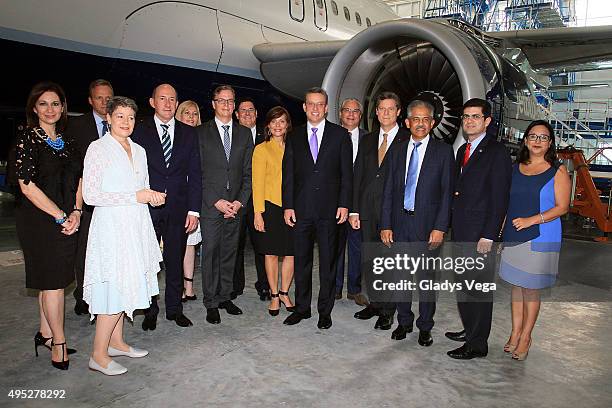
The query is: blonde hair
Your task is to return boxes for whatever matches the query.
[175,100,202,126]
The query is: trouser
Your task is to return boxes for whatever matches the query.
[334,223,362,295]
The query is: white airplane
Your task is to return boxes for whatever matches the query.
[1,0,612,150]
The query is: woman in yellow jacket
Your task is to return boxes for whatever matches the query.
[252,106,295,316]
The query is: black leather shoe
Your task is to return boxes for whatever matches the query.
[335,292,342,300]
[219,300,243,315]
[374,314,393,330]
[74,299,89,316]
[206,308,221,324]
[142,315,157,331]
[447,344,488,360]
[418,330,433,347]
[283,311,311,325]
[391,324,413,340]
[230,291,243,300]
[354,306,378,320]
[258,289,271,301]
[445,329,466,342]
[167,313,193,327]
[317,315,332,330]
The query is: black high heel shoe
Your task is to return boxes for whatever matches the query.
[279,291,295,312]
[182,277,197,302]
[34,332,76,357]
[50,340,69,370]
[268,293,280,316]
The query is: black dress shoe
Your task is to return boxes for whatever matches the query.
[447,344,488,360]
[206,308,221,324]
[418,330,433,347]
[335,292,342,300]
[374,314,393,330]
[391,324,413,340]
[181,295,197,303]
[258,289,271,301]
[354,306,378,320]
[142,315,157,331]
[283,311,311,325]
[219,300,243,315]
[317,315,332,330]
[167,313,193,327]
[74,299,89,316]
[445,329,466,342]
[230,291,243,300]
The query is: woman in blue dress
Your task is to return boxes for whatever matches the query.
[499,120,570,360]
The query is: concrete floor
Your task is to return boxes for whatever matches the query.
[0,208,611,407]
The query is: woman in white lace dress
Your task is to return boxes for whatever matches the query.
[83,97,166,376]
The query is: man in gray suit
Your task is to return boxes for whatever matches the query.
[196,85,253,324]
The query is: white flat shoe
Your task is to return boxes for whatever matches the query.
[88,357,127,376]
[108,346,149,358]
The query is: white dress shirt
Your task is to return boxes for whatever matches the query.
[404,135,430,187]
[153,115,175,145]
[348,127,360,164]
[250,126,257,144]
[215,116,233,146]
[93,111,106,138]
[378,124,400,154]
[307,120,326,150]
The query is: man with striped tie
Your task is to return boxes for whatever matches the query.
[195,85,253,325]
[132,83,202,330]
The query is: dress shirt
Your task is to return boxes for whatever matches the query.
[466,132,486,158]
[215,116,233,146]
[378,124,399,153]
[404,135,430,188]
[250,126,257,144]
[307,120,325,150]
[348,127,360,164]
[93,111,106,138]
[153,115,175,145]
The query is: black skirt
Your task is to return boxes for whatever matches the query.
[252,201,294,256]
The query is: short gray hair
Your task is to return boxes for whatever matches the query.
[106,96,138,116]
[341,98,363,112]
[406,100,434,117]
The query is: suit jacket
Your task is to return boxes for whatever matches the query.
[380,136,455,241]
[131,118,202,223]
[282,120,353,220]
[451,135,512,242]
[352,127,410,221]
[65,112,99,165]
[196,119,253,219]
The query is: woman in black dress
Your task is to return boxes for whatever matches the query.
[14,82,82,370]
[252,106,295,316]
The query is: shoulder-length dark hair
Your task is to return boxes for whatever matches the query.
[25,81,68,132]
[264,106,292,142]
[516,120,557,166]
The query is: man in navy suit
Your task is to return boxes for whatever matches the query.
[65,78,113,317]
[445,98,512,359]
[132,83,202,329]
[380,100,455,346]
[282,87,353,329]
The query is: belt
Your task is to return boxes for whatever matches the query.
[403,209,415,216]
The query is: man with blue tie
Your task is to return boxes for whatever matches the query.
[132,83,202,329]
[65,79,113,316]
[380,100,455,346]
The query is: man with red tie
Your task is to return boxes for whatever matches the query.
[446,98,512,359]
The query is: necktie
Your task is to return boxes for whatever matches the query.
[309,127,319,162]
[222,125,231,161]
[462,142,472,167]
[403,141,422,211]
[101,120,108,137]
[161,124,172,167]
[378,133,388,166]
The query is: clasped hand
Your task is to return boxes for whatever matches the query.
[215,199,241,218]
[137,189,166,207]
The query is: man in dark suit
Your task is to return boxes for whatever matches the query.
[282,87,353,329]
[380,100,455,346]
[335,98,367,305]
[196,85,253,324]
[350,92,410,328]
[446,98,512,359]
[233,97,269,301]
[132,83,202,329]
[65,78,113,316]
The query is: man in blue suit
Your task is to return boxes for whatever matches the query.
[132,83,202,330]
[380,100,455,346]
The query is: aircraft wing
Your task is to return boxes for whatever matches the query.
[491,25,612,73]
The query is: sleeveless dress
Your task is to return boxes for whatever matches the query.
[14,127,80,290]
[499,163,561,289]
[82,134,162,320]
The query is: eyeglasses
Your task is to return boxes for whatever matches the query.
[461,114,485,121]
[526,133,551,142]
[238,108,255,114]
[341,108,361,114]
[214,98,235,105]
[409,116,433,124]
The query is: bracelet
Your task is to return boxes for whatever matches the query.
[539,213,545,224]
[72,208,82,213]
[54,212,67,225]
